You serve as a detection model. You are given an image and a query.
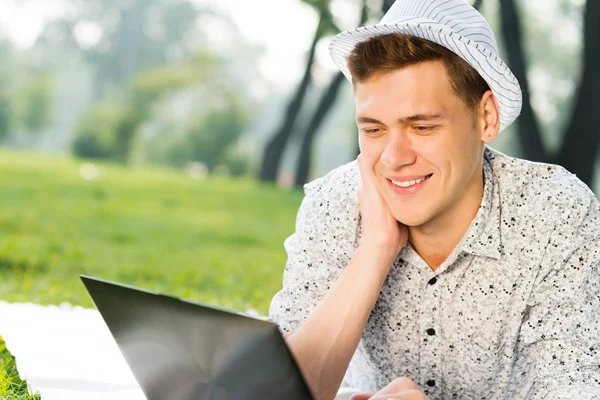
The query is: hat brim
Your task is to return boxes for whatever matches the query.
[329,17,522,132]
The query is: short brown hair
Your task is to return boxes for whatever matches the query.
[347,34,490,111]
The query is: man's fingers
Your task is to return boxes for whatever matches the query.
[357,182,363,205]
[348,378,425,400]
[357,153,379,194]
[377,377,421,394]
[349,393,375,400]
[368,389,428,400]
[357,155,374,207]
[357,154,373,178]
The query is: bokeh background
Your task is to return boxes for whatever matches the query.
[1,0,599,308]
[1,0,599,312]
[1,0,597,192]
[0,0,598,396]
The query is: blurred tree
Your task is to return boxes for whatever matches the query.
[555,0,600,186]
[500,0,600,186]
[499,0,546,161]
[17,74,54,133]
[182,98,248,172]
[128,52,216,115]
[0,42,18,141]
[113,115,138,164]
[259,0,340,182]
[72,102,122,159]
[71,50,250,170]
[35,0,203,98]
[71,56,211,161]
[111,52,217,163]
[294,72,347,187]
[0,40,55,143]
[221,147,251,177]
[0,95,13,142]
[294,0,371,187]
[140,93,250,174]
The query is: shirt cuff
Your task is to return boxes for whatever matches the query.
[335,386,363,400]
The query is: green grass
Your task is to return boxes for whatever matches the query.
[0,337,39,399]
[0,148,304,398]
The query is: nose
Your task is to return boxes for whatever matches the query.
[380,131,417,169]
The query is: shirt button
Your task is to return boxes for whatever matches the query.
[426,379,436,387]
[428,277,437,285]
[427,328,436,336]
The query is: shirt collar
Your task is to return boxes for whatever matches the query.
[461,147,503,260]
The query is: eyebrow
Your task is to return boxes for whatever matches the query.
[356,114,444,124]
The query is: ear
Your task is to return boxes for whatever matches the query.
[478,90,500,143]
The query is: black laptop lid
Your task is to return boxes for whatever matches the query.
[81,276,313,400]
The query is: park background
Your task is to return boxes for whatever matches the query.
[0,0,598,398]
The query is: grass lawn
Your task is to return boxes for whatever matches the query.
[0,337,39,400]
[0,148,305,398]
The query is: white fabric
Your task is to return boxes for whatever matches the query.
[0,301,146,400]
[335,387,362,399]
[328,0,523,132]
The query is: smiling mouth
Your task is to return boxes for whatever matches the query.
[389,174,433,188]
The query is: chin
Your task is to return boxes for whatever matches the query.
[390,207,434,227]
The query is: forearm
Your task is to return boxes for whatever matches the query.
[285,245,396,400]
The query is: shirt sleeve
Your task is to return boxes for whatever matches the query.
[510,199,600,399]
[268,163,360,334]
[268,163,365,398]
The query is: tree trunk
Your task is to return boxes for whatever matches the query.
[294,72,346,186]
[499,0,548,162]
[382,0,396,13]
[259,25,321,182]
[294,0,371,186]
[555,0,600,186]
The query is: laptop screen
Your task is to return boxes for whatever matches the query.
[81,275,314,400]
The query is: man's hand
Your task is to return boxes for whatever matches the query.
[357,154,408,261]
[349,377,429,400]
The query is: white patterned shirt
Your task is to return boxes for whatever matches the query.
[269,147,600,399]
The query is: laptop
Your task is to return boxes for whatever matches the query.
[80,275,314,400]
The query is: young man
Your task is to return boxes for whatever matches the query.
[269,0,600,399]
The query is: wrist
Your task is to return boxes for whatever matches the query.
[358,241,402,263]
[353,244,399,277]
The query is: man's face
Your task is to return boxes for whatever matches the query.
[355,60,486,227]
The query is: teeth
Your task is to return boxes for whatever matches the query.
[391,176,427,188]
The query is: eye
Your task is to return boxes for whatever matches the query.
[361,128,382,135]
[413,125,436,132]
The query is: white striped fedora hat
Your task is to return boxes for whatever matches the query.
[329,0,522,132]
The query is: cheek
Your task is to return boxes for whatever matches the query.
[433,131,480,185]
[411,137,447,173]
[358,136,384,164]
